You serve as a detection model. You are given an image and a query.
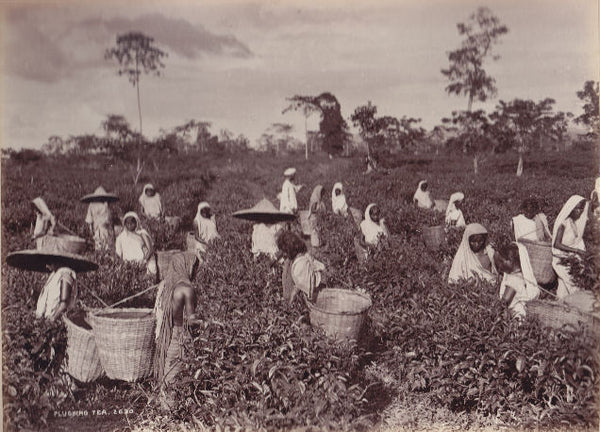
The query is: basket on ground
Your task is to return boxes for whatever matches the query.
[63,314,104,382]
[307,288,372,341]
[519,239,555,284]
[88,308,156,382]
[40,234,87,254]
[526,300,600,334]
[422,225,445,250]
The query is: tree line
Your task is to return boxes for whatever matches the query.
[4,8,598,178]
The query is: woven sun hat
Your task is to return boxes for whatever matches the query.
[6,248,98,273]
[284,167,296,177]
[232,198,296,224]
[80,186,119,203]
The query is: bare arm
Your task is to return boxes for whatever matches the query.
[49,280,71,322]
[553,224,585,255]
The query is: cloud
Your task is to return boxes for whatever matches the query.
[79,13,253,59]
[4,8,252,83]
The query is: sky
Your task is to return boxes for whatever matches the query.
[1,0,598,150]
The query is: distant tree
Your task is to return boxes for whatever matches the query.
[284,92,348,156]
[102,114,133,141]
[41,135,65,155]
[172,120,213,153]
[574,81,599,136]
[10,148,43,164]
[489,98,572,176]
[283,100,320,160]
[441,7,508,112]
[351,102,425,163]
[443,109,493,175]
[105,32,167,181]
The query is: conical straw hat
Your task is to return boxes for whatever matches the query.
[232,198,296,224]
[80,186,119,203]
[6,249,98,273]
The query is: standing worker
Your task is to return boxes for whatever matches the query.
[81,186,119,251]
[279,168,303,214]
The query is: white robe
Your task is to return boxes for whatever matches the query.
[251,223,282,259]
[499,271,539,319]
[551,196,588,299]
[280,179,301,213]
[36,267,77,319]
[331,182,349,216]
[445,192,465,227]
[413,181,434,209]
[448,223,497,284]
[139,184,163,219]
[86,202,114,250]
[360,204,388,246]
[291,253,326,299]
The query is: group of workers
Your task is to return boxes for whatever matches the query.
[13,167,599,398]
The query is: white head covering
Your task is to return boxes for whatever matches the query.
[552,195,589,256]
[139,184,162,218]
[194,201,220,243]
[448,223,497,284]
[284,167,296,177]
[331,182,348,216]
[445,192,466,227]
[413,180,433,209]
[360,203,387,246]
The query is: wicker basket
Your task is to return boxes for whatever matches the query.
[519,239,556,284]
[41,234,87,254]
[307,288,372,341]
[88,308,156,382]
[526,300,600,334]
[422,225,445,250]
[349,207,363,228]
[63,315,104,383]
[156,250,180,279]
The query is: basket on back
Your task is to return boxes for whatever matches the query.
[519,238,556,284]
[88,308,156,382]
[40,234,87,255]
[353,236,368,265]
[307,288,372,341]
[527,299,600,335]
[63,314,104,383]
[422,225,445,250]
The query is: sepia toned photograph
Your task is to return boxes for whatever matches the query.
[1,0,599,430]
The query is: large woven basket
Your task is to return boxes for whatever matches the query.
[433,199,448,213]
[88,308,156,382]
[40,234,87,254]
[156,250,181,279]
[164,216,181,232]
[519,239,556,284]
[63,315,104,383]
[526,300,600,334]
[422,225,445,250]
[307,288,372,341]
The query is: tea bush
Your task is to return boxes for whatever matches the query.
[1,150,598,431]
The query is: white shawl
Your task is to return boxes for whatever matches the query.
[448,223,497,284]
[445,192,465,227]
[414,180,433,209]
[194,202,220,243]
[360,203,388,246]
[139,184,163,219]
[331,182,349,216]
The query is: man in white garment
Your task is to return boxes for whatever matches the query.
[279,168,303,214]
